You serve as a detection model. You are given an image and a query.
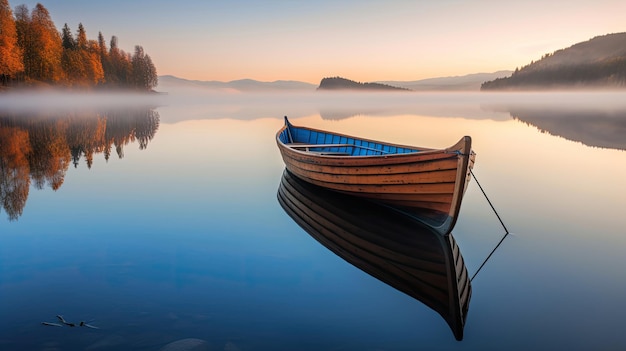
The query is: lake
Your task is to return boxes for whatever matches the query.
[1,90,625,351]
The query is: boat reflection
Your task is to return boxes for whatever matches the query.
[277,169,471,341]
[0,108,159,221]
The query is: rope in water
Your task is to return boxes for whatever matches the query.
[469,169,512,282]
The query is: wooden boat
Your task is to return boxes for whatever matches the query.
[277,170,472,341]
[276,116,476,236]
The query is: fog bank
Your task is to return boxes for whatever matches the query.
[2,89,626,123]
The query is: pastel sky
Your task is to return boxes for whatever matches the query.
[15,0,626,84]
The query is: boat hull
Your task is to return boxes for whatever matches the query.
[276,117,475,235]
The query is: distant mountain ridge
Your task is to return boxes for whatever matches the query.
[482,32,626,90]
[158,75,317,92]
[157,71,512,93]
[379,71,512,91]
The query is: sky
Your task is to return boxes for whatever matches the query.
[13,0,626,84]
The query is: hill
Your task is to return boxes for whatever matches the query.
[482,33,626,90]
[317,77,409,91]
[379,71,512,91]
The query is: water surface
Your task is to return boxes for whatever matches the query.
[1,91,625,350]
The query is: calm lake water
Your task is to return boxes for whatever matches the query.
[1,90,625,350]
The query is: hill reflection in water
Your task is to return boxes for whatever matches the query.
[510,108,626,151]
[0,108,160,221]
[277,170,472,341]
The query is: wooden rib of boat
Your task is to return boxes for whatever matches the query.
[276,116,476,236]
[277,170,472,341]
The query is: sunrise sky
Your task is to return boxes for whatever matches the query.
[15,0,626,84]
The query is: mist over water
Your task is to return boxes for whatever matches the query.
[3,89,626,152]
[0,91,165,113]
[3,88,626,119]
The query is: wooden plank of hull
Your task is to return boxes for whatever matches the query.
[281,157,460,176]
[277,170,471,341]
[283,164,460,185]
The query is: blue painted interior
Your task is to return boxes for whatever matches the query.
[280,124,419,156]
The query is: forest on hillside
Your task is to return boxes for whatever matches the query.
[481,58,626,90]
[481,33,626,90]
[0,0,157,90]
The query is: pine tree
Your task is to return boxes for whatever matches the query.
[61,23,80,84]
[97,31,110,85]
[61,23,75,49]
[76,22,87,49]
[97,31,107,57]
[131,45,158,90]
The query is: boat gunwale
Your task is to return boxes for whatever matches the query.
[276,122,470,159]
[276,125,469,163]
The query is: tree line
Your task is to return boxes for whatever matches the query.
[0,0,157,90]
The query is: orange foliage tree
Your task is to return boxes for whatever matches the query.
[27,3,63,82]
[0,0,23,84]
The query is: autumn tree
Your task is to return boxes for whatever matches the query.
[13,4,31,80]
[0,0,24,85]
[106,35,132,87]
[24,4,63,83]
[76,22,87,49]
[131,45,157,90]
[76,23,104,85]
[84,39,104,85]
[60,22,79,84]
[61,23,103,86]
[97,31,110,84]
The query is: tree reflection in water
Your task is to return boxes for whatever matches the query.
[0,108,159,221]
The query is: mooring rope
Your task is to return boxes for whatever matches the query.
[469,169,512,282]
[470,169,509,234]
